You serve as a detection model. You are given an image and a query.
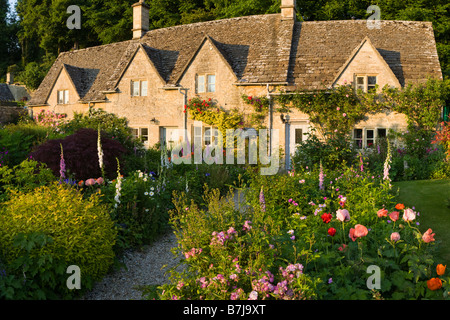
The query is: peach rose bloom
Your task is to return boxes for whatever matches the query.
[336,209,350,222]
[422,228,435,243]
[349,224,368,241]
[402,208,416,222]
[390,232,400,242]
[85,178,96,186]
[389,211,399,221]
[377,208,388,218]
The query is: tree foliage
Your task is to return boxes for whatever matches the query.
[1,0,448,89]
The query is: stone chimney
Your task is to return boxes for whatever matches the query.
[281,0,296,20]
[6,72,14,85]
[132,0,150,40]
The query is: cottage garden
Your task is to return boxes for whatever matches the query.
[0,81,449,300]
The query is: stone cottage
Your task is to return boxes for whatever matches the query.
[28,0,443,169]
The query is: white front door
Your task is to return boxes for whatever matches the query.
[160,127,179,149]
[289,121,310,156]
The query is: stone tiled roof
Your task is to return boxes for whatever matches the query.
[290,20,442,90]
[0,84,14,102]
[29,14,442,106]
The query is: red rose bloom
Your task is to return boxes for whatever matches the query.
[328,227,336,237]
[321,213,332,224]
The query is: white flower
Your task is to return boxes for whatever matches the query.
[144,192,149,196]
[150,191,154,196]
[248,291,258,300]
[150,187,154,191]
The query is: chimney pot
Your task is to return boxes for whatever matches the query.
[6,72,14,85]
[281,0,297,21]
[132,0,150,40]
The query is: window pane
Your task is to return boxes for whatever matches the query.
[295,128,303,144]
[204,128,211,145]
[377,128,386,138]
[366,129,374,139]
[207,75,215,92]
[197,75,205,93]
[58,91,64,104]
[132,81,140,96]
[357,77,364,84]
[140,128,148,142]
[64,90,69,104]
[354,129,363,148]
[141,81,148,96]
[368,76,377,85]
[131,128,138,139]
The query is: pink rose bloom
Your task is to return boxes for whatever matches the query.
[85,178,96,186]
[336,209,350,222]
[377,208,388,218]
[349,224,368,241]
[402,208,416,222]
[389,211,399,221]
[96,177,104,185]
[422,228,435,243]
[390,232,400,242]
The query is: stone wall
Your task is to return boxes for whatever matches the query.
[0,105,27,124]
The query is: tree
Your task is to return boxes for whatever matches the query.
[0,0,21,81]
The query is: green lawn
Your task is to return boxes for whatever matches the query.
[393,179,450,266]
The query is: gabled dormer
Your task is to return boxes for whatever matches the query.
[177,35,239,98]
[331,36,401,92]
[45,64,82,107]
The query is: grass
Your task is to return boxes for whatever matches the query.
[393,178,450,266]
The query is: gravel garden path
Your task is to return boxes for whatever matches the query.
[81,230,181,300]
[81,188,249,300]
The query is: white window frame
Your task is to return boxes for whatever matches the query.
[57,89,69,104]
[353,127,387,149]
[354,75,377,93]
[196,74,216,93]
[191,121,219,147]
[131,127,149,145]
[131,80,148,97]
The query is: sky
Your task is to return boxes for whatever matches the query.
[8,0,17,15]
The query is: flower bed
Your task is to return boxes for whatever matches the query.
[155,165,449,300]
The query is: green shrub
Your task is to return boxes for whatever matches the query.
[0,159,56,202]
[0,123,56,167]
[291,131,356,171]
[0,183,117,299]
[59,108,136,152]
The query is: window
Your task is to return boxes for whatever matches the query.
[140,128,149,142]
[295,128,303,144]
[197,75,205,93]
[131,127,149,145]
[57,90,69,104]
[354,75,377,93]
[356,77,365,92]
[377,128,387,138]
[196,74,215,93]
[366,129,374,148]
[207,75,216,93]
[353,127,387,149]
[367,76,377,92]
[131,80,148,96]
[353,129,363,148]
[131,128,139,140]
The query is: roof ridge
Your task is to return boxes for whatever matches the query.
[142,13,281,37]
